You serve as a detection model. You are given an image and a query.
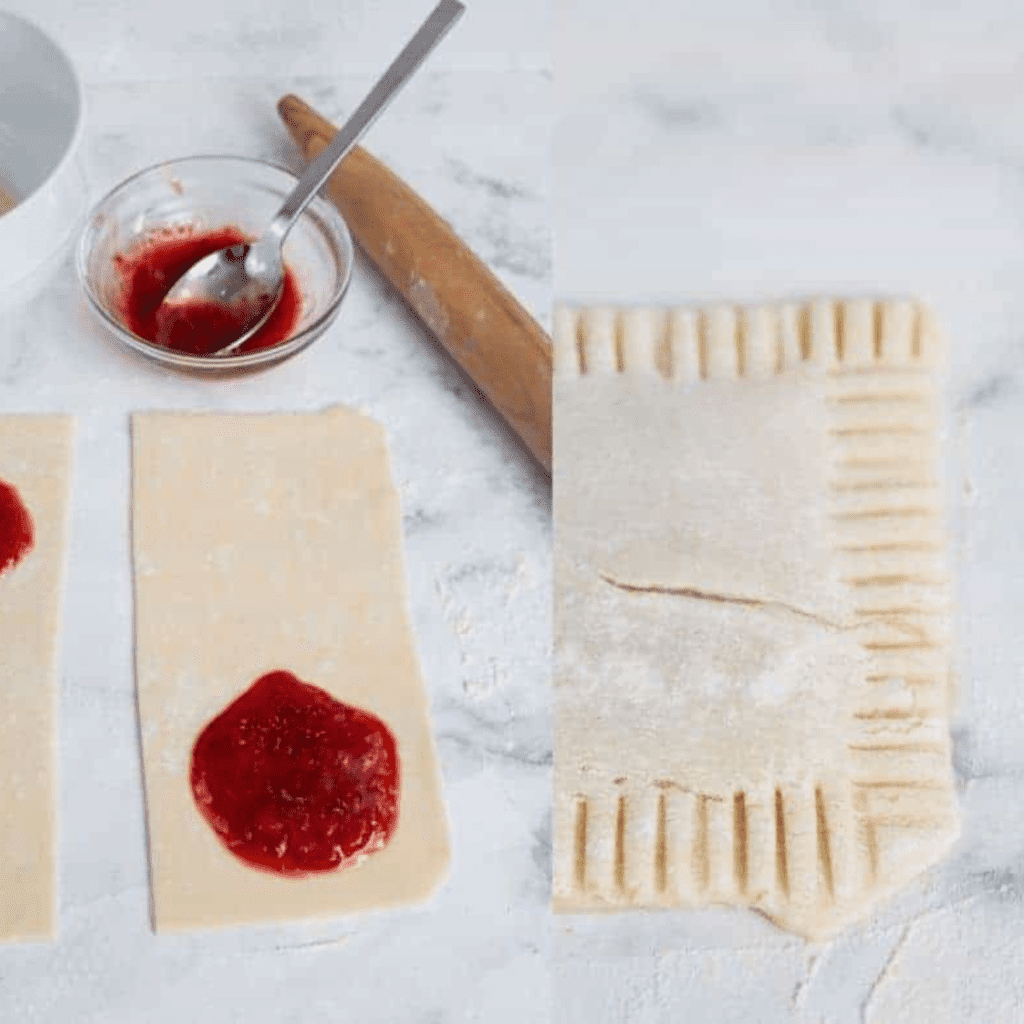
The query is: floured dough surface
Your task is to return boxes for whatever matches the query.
[0,416,72,942]
[132,408,449,932]
[552,300,959,939]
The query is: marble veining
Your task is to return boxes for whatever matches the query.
[0,1,551,1021]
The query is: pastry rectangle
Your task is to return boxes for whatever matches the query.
[552,300,958,939]
[131,408,449,931]
[0,416,72,942]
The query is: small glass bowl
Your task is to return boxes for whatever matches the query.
[77,155,354,371]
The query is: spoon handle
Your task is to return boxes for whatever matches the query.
[266,0,465,247]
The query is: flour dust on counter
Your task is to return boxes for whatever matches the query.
[0,415,72,942]
[131,407,449,931]
[551,299,959,940]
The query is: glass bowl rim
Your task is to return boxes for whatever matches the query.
[76,153,355,371]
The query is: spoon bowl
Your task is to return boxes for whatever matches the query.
[151,238,284,351]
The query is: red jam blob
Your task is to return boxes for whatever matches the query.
[0,479,33,576]
[113,226,302,356]
[190,670,400,876]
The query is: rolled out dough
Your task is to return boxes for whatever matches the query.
[0,416,72,942]
[552,300,959,940]
[131,407,449,932]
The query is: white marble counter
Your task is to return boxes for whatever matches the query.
[0,1,552,1020]
[556,1,1024,1021]
[8,0,1022,1018]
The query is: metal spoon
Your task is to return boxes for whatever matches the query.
[155,0,465,356]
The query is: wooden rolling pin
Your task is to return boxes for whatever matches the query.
[0,182,17,216]
[277,93,552,472]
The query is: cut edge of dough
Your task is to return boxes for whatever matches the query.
[551,773,960,941]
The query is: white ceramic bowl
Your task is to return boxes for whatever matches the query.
[0,12,87,309]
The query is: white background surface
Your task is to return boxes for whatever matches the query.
[3,0,1023,1019]
[556,1,1024,1022]
[0,1,552,1020]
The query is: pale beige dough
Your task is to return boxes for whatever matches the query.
[0,416,72,942]
[552,300,959,939]
[131,407,449,932]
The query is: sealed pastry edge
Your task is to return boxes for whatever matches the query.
[551,299,959,940]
